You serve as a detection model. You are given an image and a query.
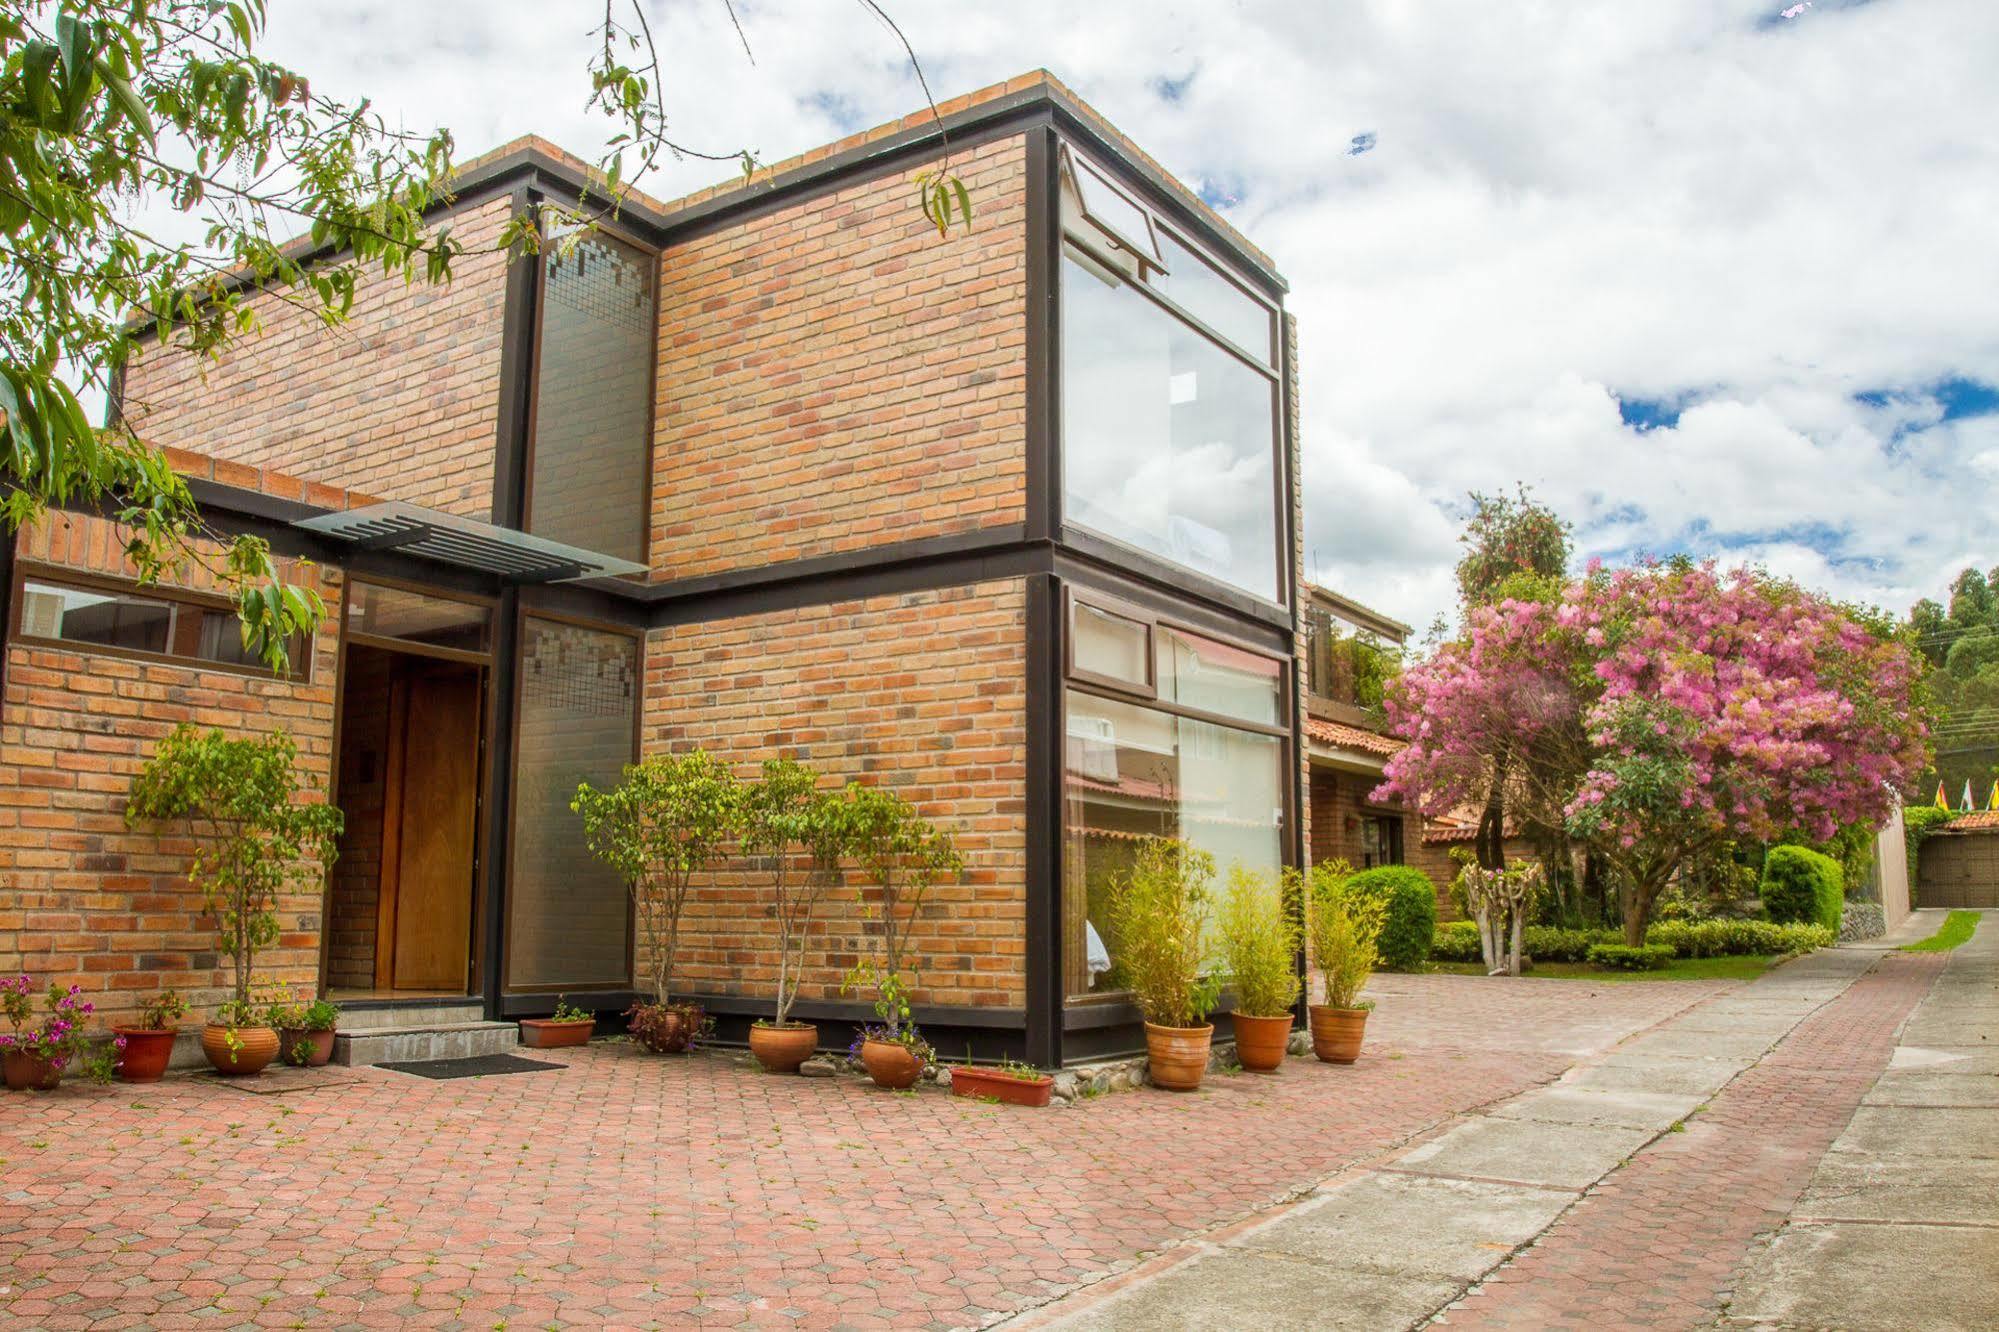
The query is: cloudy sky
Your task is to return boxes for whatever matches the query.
[260,0,1996,631]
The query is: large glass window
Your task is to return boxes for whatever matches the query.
[346,582,490,655]
[507,618,639,990]
[17,576,308,675]
[1061,248,1280,602]
[1153,230,1275,365]
[1062,689,1286,999]
[529,227,656,566]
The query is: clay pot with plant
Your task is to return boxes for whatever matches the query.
[742,759,846,1074]
[838,784,964,1091]
[1107,840,1221,1092]
[114,989,189,1082]
[951,1056,1055,1108]
[1307,860,1387,1064]
[2,975,117,1090]
[1219,867,1302,1073]
[519,996,596,1049]
[125,725,343,1078]
[272,997,340,1067]
[574,751,741,1056]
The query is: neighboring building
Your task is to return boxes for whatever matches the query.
[1916,809,1999,908]
[0,73,1300,1067]
[1300,586,1464,910]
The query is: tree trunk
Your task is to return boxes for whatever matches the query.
[1621,876,1666,947]
[1508,906,1524,977]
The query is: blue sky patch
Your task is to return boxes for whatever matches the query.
[1856,376,1999,423]
[1152,70,1196,103]
[1617,395,1682,431]
[1347,131,1377,156]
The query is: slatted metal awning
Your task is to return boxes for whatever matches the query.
[293,501,647,583]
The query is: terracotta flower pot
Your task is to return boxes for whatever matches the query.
[113,1028,178,1083]
[626,1002,701,1054]
[1309,1005,1369,1064]
[279,1028,336,1067]
[3,1050,61,1091]
[950,1066,1054,1107]
[1144,1022,1213,1092]
[860,1038,924,1090]
[200,1023,279,1076]
[1231,1012,1295,1073]
[748,1021,818,1073]
[518,1018,594,1049]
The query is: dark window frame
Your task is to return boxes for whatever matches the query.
[10,561,315,682]
[1064,589,1290,737]
[520,209,662,571]
[342,574,496,666]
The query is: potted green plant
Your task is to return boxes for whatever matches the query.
[520,996,595,1049]
[1107,840,1221,1092]
[125,725,343,1077]
[838,784,963,1090]
[950,1056,1055,1108]
[1307,862,1386,1064]
[114,990,189,1083]
[574,750,739,1055]
[1,976,113,1091]
[742,759,844,1074]
[1219,867,1302,1073]
[273,997,340,1067]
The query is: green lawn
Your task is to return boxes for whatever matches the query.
[1429,954,1780,983]
[1900,910,1981,953]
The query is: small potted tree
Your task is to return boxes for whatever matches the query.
[1307,862,1387,1064]
[126,725,343,1077]
[113,990,189,1083]
[839,784,963,1090]
[742,759,843,1074]
[272,996,340,1067]
[574,750,739,1054]
[1107,840,1220,1092]
[1219,866,1301,1073]
[519,996,595,1048]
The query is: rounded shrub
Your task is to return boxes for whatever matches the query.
[1432,920,1482,963]
[1588,942,1676,971]
[1344,865,1438,972]
[1761,846,1844,931]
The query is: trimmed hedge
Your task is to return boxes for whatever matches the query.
[1588,943,1676,971]
[1431,917,1834,964]
[1344,865,1439,972]
[1762,845,1844,931]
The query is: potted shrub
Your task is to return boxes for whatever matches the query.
[742,760,846,1074]
[1219,867,1301,1073]
[126,725,343,1077]
[520,996,595,1049]
[951,1056,1055,1108]
[1107,840,1221,1092]
[838,784,963,1090]
[574,750,740,1055]
[1,976,113,1091]
[114,990,189,1083]
[273,997,339,1067]
[1307,863,1387,1064]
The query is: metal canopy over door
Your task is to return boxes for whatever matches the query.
[381,661,483,991]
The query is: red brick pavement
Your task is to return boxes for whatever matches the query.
[0,978,1724,1331]
[1439,952,1946,1332]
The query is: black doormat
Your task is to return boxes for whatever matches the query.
[376,1053,565,1080]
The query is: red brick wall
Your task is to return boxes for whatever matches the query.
[643,581,1027,1009]
[119,196,515,520]
[0,515,340,1029]
[1307,766,1459,921]
[650,136,1028,579]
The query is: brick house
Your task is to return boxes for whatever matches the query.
[0,72,1302,1067]
[1301,585,1464,914]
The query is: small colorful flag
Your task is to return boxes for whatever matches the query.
[1961,780,1975,812]
[1937,782,1950,810]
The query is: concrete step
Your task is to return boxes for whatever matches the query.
[333,1020,518,1067]
[338,1001,485,1032]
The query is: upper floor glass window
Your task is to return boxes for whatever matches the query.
[1058,143,1283,605]
[528,226,656,567]
[16,575,310,677]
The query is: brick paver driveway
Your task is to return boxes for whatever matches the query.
[0,976,1721,1330]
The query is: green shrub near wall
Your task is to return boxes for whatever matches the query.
[1762,845,1844,931]
[1432,917,1833,964]
[1587,943,1676,971]
[1344,865,1438,971]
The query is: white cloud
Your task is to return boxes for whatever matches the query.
[245,0,1994,628]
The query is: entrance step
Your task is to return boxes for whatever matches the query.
[339,1001,484,1033]
[334,1019,518,1067]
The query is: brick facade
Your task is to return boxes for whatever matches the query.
[0,514,341,1029]
[643,580,1028,1011]
[650,135,1028,579]
[119,196,515,521]
[1308,766,1461,920]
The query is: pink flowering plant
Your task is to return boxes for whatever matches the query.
[0,976,121,1081]
[1378,560,1930,944]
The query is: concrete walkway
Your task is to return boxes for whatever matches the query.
[1012,918,1993,1331]
[1725,909,1999,1330]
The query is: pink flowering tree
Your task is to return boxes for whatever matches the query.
[1378,561,1930,944]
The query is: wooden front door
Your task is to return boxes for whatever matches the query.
[378,661,482,991]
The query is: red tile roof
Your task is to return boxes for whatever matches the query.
[1942,810,1999,832]
[1303,717,1404,759]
